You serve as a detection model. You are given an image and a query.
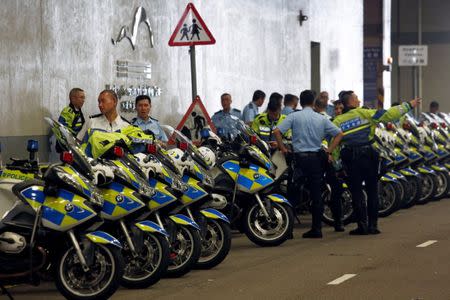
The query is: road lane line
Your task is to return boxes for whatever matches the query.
[416,240,437,248]
[327,274,357,285]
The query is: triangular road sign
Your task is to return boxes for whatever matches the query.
[174,96,216,144]
[168,3,216,47]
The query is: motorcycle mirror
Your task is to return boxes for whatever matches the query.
[61,151,74,164]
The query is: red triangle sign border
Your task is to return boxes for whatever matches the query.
[168,3,216,47]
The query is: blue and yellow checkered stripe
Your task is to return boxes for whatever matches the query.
[147,180,177,209]
[100,182,145,219]
[181,175,207,204]
[21,186,96,230]
[222,160,274,192]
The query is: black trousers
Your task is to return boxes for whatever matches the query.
[294,152,325,231]
[341,146,380,229]
[325,162,343,224]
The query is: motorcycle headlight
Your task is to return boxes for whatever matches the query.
[202,173,215,188]
[55,170,83,192]
[90,189,104,207]
[138,183,155,198]
[113,166,132,183]
[247,147,272,170]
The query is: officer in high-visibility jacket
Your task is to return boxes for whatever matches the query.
[333,91,421,235]
[58,88,86,135]
[252,92,288,149]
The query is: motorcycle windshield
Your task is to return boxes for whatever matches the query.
[231,118,271,157]
[45,117,95,181]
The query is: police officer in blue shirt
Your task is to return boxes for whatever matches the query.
[281,94,299,115]
[211,93,242,138]
[242,90,266,125]
[132,95,168,142]
[273,90,344,239]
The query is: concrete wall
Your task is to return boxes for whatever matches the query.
[0,0,363,160]
[392,0,450,112]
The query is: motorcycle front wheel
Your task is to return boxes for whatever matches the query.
[195,219,232,270]
[55,244,124,300]
[121,232,170,289]
[244,202,294,247]
[378,181,400,217]
[417,173,436,204]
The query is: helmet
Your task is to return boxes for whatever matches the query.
[167,148,187,174]
[198,146,216,167]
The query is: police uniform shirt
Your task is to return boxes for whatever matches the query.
[281,106,295,115]
[277,107,341,153]
[242,101,259,123]
[132,116,168,142]
[211,108,242,137]
[58,103,85,135]
[77,113,130,141]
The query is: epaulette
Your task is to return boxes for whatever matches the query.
[232,108,241,112]
[214,110,222,115]
[131,117,137,123]
[89,113,103,119]
[150,116,159,122]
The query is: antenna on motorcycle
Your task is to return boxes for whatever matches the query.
[178,142,188,151]
[147,143,157,154]
[60,151,74,164]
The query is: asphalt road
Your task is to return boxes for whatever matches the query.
[6,199,450,300]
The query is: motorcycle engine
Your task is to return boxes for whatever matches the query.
[0,232,27,254]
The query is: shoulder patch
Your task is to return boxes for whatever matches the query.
[90,113,103,119]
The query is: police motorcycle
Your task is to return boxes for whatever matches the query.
[47,118,171,289]
[205,120,355,228]
[84,125,209,279]
[400,114,448,202]
[126,134,231,272]
[374,124,420,214]
[0,135,125,299]
[198,120,294,247]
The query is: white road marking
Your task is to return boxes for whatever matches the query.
[327,274,357,285]
[416,240,437,248]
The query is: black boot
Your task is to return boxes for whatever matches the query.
[349,222,368,235]
[334,220,345,232]
[302,229,323,238]
[368,220,381,235]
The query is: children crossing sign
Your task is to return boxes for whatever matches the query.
[168,3,216,46]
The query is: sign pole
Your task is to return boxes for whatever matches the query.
[189,45,197,102]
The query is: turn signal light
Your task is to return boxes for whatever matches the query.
[179,142,188,151]
[403,122,412,130]
[61,151,74,164]
[431,122,439,129]
[250,135,257,145]
[147,143,157,154]
[113,146,124,158]
[386,122,395,131]
[441,122,447,129]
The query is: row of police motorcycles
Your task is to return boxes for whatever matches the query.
[0,111,449,299]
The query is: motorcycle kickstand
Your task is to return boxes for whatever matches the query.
[0,285,14,300]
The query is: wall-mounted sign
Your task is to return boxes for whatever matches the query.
[399,45,428,66]
[105,84,161,113]
[168,3,215,47]
[112,7,154,50]
[115,60,152,79]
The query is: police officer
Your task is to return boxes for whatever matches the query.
[252,92,286,149]
[274,90,344,238]
[77,90,130,141]
[58,88,86,135]
[132,95,168,142]
[314,96,345,231]
[243,90,266,125]
[281,94,299,115]
[211,93,242,139]
[333,91,421,235]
